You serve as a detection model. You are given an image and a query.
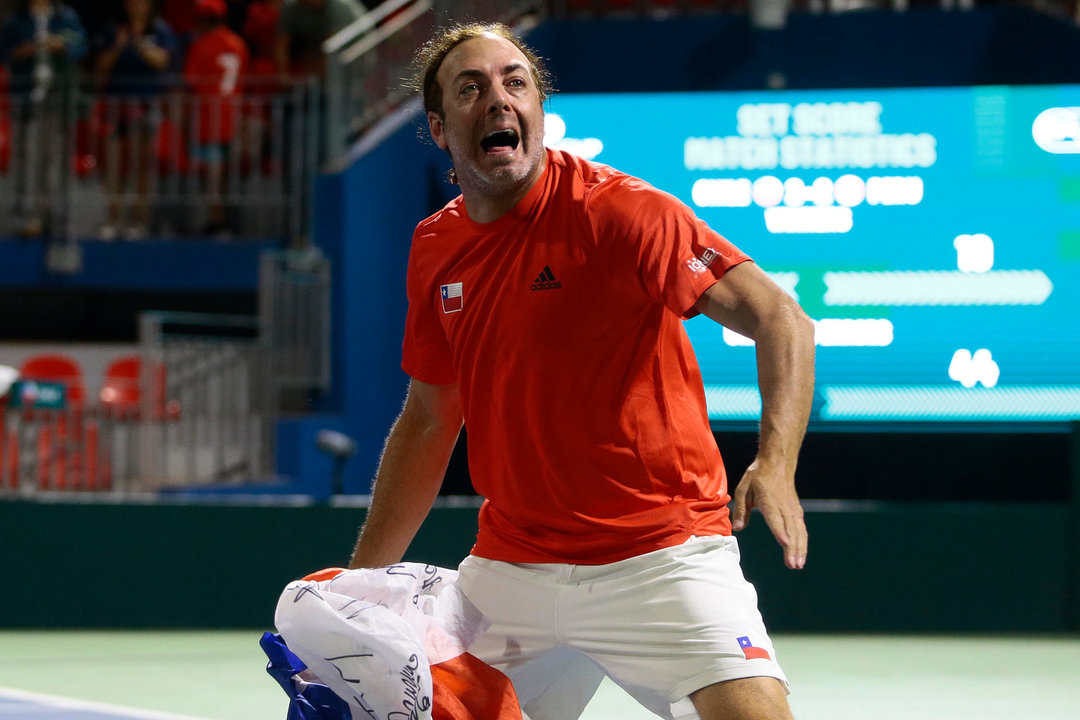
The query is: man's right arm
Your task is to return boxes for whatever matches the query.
[348,378,463,568]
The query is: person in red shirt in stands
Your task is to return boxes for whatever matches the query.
[183,0,249,236]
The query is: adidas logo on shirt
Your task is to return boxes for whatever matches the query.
[530,266,562,291]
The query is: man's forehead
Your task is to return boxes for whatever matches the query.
[439,34,530,81]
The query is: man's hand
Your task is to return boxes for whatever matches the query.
[695,262,814,572]
[731,458,807,570]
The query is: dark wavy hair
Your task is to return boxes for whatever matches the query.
[408,22,553,120]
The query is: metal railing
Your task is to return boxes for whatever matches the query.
[134,312,273,490]
[259,248,332,392]
[0,314,269,494]
[1,393,105,493]
[0,246,331,495]
[0,76,321,245]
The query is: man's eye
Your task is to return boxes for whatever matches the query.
[508,78,525,88]
[460,83,478,95]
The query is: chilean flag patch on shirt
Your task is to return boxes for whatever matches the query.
[737,636,771,661]
[440,282,463,313]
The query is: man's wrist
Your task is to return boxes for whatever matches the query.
[750,450,798,478]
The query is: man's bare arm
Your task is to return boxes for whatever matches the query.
[694,261,816,569]
[348,379,463,568]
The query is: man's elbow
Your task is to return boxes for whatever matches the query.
[770,297,815,347]
[792,302,815,342]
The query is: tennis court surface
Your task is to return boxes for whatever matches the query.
[0,687,205,720]
[2,631,1077,720]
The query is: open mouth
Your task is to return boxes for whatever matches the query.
[480,129,520,153]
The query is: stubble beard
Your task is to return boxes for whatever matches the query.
[474,156,536,196]
[454,130,545,202]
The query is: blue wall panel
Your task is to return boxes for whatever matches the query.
[290,117,455,493]
[0,240,276,290]
[527,9,1080,94]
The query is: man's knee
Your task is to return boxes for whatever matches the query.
[690,676,793,720]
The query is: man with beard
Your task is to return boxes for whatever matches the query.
[349,22,815,720]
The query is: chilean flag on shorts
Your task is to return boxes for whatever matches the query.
[441,282,463,313]
[738,636,771,661]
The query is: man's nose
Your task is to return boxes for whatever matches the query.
[487,85,512,113]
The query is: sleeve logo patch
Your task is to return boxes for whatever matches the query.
[686,247,721,275]
[440,282,463,313]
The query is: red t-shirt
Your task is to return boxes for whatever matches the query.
[183,25,249,143]
[403,149,751,564]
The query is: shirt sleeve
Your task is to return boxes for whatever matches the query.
[589,174,752,319]
[401,235,457,385]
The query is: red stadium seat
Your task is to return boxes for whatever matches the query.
[99,355,141,415]
[19,354,87,490]
[20,354,86,407]
[100,355,179,420]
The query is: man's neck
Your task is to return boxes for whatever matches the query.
[460,155,547,224]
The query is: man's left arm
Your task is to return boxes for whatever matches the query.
[694,261,815,570]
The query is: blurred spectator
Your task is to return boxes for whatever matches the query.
[0,0,87,237]
[183,0,248,236]
[162,0,253,44]
[0,1,86,87]
[273,0,365,79]
[159,1,255,63]
[243,0,281,82]
[94,0,176,240]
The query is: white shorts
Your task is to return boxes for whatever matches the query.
[458,534,788,720]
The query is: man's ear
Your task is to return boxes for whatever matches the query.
[428,111,448,150]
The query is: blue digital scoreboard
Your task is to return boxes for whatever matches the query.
[545,85,1080,425]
